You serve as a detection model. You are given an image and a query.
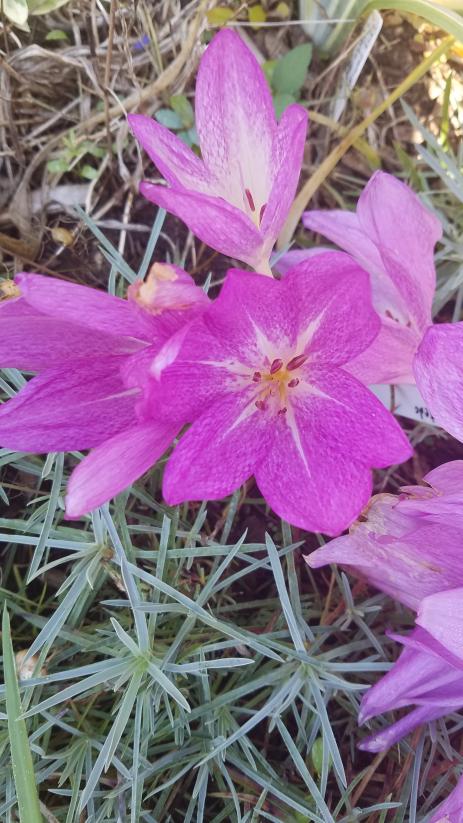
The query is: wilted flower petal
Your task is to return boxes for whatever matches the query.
[358,628,463,752]
[306,460,463,609]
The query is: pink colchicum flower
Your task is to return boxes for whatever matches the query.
[281,172,442,384]
[306,461,463,609]
[358,627,463,754]
[0,268,208,517]
[148,252,412,535]
[397,460,463,525]
[428,774,463,823]
[128,29,308,275]
[414,323,463,443]
[417,587,463,668]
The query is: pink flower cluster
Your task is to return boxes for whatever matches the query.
[308,463,463,819]
[1,28,462,817]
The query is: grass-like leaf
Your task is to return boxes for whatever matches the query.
[2,606,43,823]
[365,1,463,43]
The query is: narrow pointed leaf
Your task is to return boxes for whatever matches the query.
[2,606,43,823]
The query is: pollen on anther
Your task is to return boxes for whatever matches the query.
[288,378,299,388]
[255,399,266,411]
[278,407,287,415]
[270,358,283,374]
[252,371,262,382]
[287,354,307,371]
[245,189,256,212]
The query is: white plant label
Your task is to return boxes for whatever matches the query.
[371,383,438,427]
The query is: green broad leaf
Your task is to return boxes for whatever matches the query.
[248,4,266,25]
[27,0,71,14]
[273,92,296,119]
[2,606,43,823]
[206,6,234,26]
[3,0,28,25]
[309,737,323,776]
[177,129,193,147]
[81,142,106,158]
[170,94,194,128]
[79,164,98,180]
[275,1,290,18]
[46,158,69,174]
[45,28,68,41]
[188,125,199,146]
[262,59,277,87]
[272,43,313,96]
[155,108,183,129]
[364,1,463,43]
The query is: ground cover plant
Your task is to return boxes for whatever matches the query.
[2,2,463,821]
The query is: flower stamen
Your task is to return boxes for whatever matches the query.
[245,189,256,212]
[270,358,284,374]
[287,354,307,371]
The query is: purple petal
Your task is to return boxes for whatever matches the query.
[255,366,411,536]
[357,171,441,329]
[162,390,272,504]
[304,172,442,384]
[346,322,418,384]
[303,209,383,276]
[417,588,463,663]
[203,268,297,358]
[388,628,463,673]
[283,252,381,366]
[360,629,463,723]
[15,272,152,339]
[149,270,297,428]
[255,413,373,535]
[128,113,213,192]
[358,704,447,753]
[274,247,330,277]
[195,29,276,212]
[428,775,463,823]
[0,359,137,452]
[139,183,264,268]
[0,316,144,371]
[261,104,308,243]
[306,519,463,612]
[151,326,237,424]
[306,535,369,569]
[414,323,463,442]
[66,420,178,517]
[298,366,412,467]
[276,247,418,384]
[424,460,463,495]
[0,295,38,318]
